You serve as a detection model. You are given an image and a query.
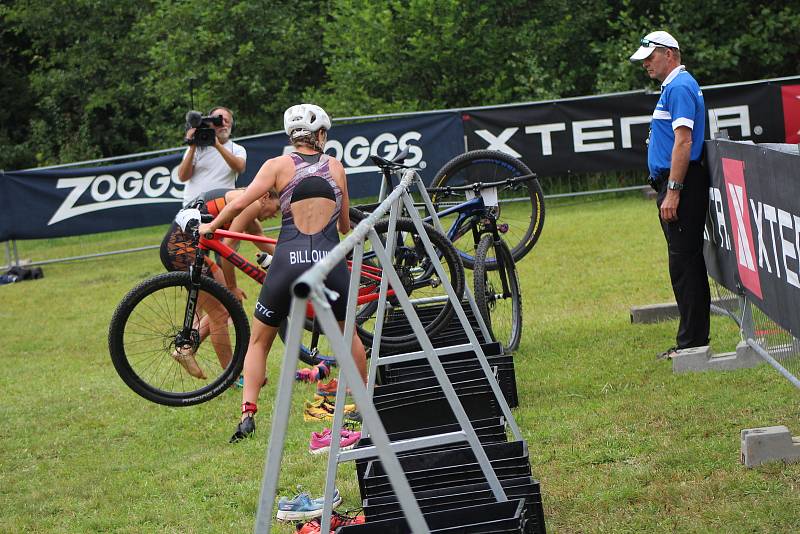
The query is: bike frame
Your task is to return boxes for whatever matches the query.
[365,166,535,261]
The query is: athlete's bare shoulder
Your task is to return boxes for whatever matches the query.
[325,154,344,172]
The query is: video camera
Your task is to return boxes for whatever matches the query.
[185,110,223,147]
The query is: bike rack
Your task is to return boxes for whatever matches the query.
[253,169,522,534]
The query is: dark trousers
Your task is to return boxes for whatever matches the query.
[655,162,710,349]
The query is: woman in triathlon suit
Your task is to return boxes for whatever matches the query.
[199,103,368,442]
[162,188,280,379]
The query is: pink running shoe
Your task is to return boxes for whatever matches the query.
[296,363,330,383]
[309,428,361,455]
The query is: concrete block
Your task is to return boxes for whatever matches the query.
[741,426,800,468]
[630,302,681,324]
[671,341,763,373]
[631,297,740,324]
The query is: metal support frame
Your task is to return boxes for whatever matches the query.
[253,168,523,533]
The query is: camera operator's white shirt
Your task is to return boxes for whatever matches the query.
[181,140,247,206]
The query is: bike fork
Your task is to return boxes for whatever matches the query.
[176,262,204,351]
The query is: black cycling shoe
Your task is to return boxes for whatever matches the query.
[229,415,256,443]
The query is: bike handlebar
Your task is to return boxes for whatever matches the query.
[426,172,538,196]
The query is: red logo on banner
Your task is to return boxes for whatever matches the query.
[782,85,800,144]
[722,158,762,299]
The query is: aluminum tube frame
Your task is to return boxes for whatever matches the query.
[401,191,522,441]
[409,174,492,343]
[309,289,430,533]
[320,242,365,530]
[363,223,508,502]
[253,297,310,534]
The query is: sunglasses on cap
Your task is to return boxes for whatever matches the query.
[640,37,672,48]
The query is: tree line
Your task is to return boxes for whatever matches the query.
[2,0,798,171]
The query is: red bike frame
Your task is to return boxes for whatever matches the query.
[198,229,391,316]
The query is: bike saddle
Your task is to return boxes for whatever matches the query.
[370,146,411,170]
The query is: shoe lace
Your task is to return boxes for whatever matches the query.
[331,509,365,527]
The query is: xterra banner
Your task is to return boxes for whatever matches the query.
[704,139,800,339]
[464,79,799,176]
[0,113,463,240]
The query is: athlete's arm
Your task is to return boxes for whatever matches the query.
[200,157,284,235]
[217,200,264,301]
[330,159,351,234]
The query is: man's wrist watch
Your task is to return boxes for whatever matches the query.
[667,180,684,191]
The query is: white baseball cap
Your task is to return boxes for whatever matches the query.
[630,31,680,61]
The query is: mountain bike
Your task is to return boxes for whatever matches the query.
[426,179,523,352]
[351,151,526,352]
[354,150,543,270]
[108,198,463,406]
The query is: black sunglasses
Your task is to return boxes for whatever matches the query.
[640,38,672,48]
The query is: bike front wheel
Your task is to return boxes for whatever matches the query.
[108,271,249,406]
[431,150,545,269]
[474,234,523,353]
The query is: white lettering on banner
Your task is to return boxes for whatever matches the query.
[118,171,143,199]
[744,199,800,288]
[474,128,521,157]
[620,115,653,148]
[48,165,184,225]
[778,209,800,288]
[763,204,781,279]
[474,114,653,156]
[285,131,425,174]
[344,136,371,167]
[710,187,731,250]
[572,119,615,153]
[749,199,772,273]
[524,123,566,156]
[728,183,756,272]
[709,105,751,139]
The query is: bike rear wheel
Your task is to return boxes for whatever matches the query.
[474,234,523,353]
[108,271,249,406]
[431,150,545,269]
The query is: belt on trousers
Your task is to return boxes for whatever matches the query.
[648,161,703,191]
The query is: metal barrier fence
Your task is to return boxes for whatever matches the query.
[711,281,800,389]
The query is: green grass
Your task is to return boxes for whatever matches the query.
[2,194,799,532]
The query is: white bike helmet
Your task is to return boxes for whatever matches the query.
[283,104,331,137]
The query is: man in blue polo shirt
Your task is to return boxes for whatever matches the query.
[631,30,710,359]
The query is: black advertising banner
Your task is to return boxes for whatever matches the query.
[0,112,463,240]
[463,78,800,177]
[704,139,800,339]
[1,153,185,241]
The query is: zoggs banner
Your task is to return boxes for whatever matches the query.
[463,79,799,176]
[0,113,463,240]
[704,140,800,339]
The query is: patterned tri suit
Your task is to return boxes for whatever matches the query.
[253,152,350,327]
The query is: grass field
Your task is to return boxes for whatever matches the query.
[1,194,799,533]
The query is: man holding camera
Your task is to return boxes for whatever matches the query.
[178,106,247,206]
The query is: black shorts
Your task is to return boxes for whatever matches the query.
[254,220,349,327]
